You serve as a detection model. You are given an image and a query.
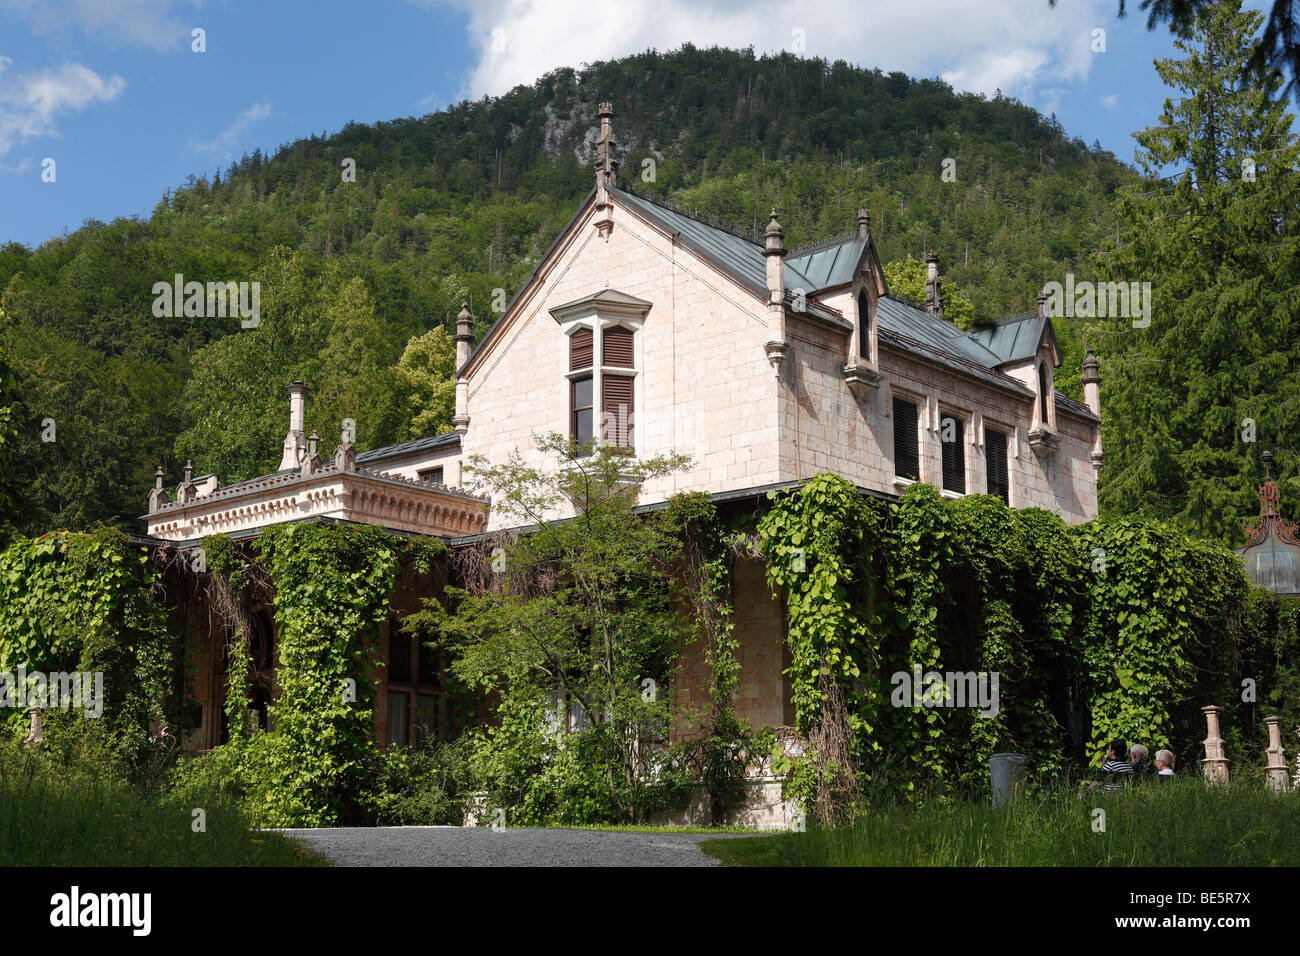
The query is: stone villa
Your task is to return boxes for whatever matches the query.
[141,105,1104,807]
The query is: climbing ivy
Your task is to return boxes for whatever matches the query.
[758,473,885,821]
[0,529,174,775]
[756,472,1288,812]
[250,522,401,826]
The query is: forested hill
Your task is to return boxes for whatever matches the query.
[0,45,1133,535]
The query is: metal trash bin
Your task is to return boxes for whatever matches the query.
[990,752,1029,807]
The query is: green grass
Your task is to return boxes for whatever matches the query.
[701,778,1300,866]
[0,749,325,866]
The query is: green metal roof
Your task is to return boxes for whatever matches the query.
[969,313,1053,365]
[786,235,866,290]
[614,187,847,326]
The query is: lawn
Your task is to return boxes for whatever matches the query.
[701,777,1300,866]
[0,749,324,866]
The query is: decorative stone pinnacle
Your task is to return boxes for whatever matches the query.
[857,207,870,239]
[183,459,193,484]
[763,209,785,255]
[154,465,164,490]
[456,301,474,341]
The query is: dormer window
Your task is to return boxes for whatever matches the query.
[551,289,652,458]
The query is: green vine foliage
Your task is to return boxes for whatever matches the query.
[0,529,173,777]
[758,473,885,818]
[757,472,1294,812]
[251,522,400,826]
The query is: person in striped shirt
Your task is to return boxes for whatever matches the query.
[1085,738,1135,792]
[1100,739,1135,790]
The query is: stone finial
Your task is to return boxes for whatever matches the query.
[335,423,356,472]
[1082,347,1100,382]
[1202,705,1230,784]
[857,207,871,240]
[763,208,785,255]
[176,460,196,506]
[455,301,474,342]
[147,464,170,512]
[1037,288,1049,318]
[924,251,943,320]
[23,708,42,748]
[301,431,322,477]
[1265,716,1290,792]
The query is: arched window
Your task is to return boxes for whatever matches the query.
[857,290,871,360]
[1038,362,1050,426]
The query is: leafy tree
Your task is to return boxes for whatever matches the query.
[883,257,977,329]
[407,433,693,824]
[1095,0,1300,542]
[393,327,457,440]
[0,310,17,538]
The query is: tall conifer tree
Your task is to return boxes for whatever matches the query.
[1097,0,1300,543]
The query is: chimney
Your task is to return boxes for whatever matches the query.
[453,301,473,435]
[857,208,870,240]
[924,252,943,320]
[594,102,619,196]
[279,382,309,471]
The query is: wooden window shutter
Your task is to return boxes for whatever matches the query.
[601,375,634,448]
[985,429,1009,504]
[941,414,966,493]
[570,328,593,371]
[893,398,919,480]
[603,326,634,368]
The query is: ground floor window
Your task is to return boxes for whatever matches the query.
[388,691,409,747]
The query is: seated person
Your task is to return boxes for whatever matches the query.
[1154,749,1176,779]
[1087,738,1135,792]
[1129,743,1157,778]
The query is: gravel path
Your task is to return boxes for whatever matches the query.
[274,826,751,867]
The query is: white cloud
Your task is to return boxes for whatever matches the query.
[0,56,126,158]
[189,100,272,156]
[0,0,199,51]
[423,0,1110,103]
[1100,93,1119,109]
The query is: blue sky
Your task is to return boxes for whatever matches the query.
[0,0,1252,249]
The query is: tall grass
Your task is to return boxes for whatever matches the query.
[702,778,1300,866]
[0,745,323,866]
